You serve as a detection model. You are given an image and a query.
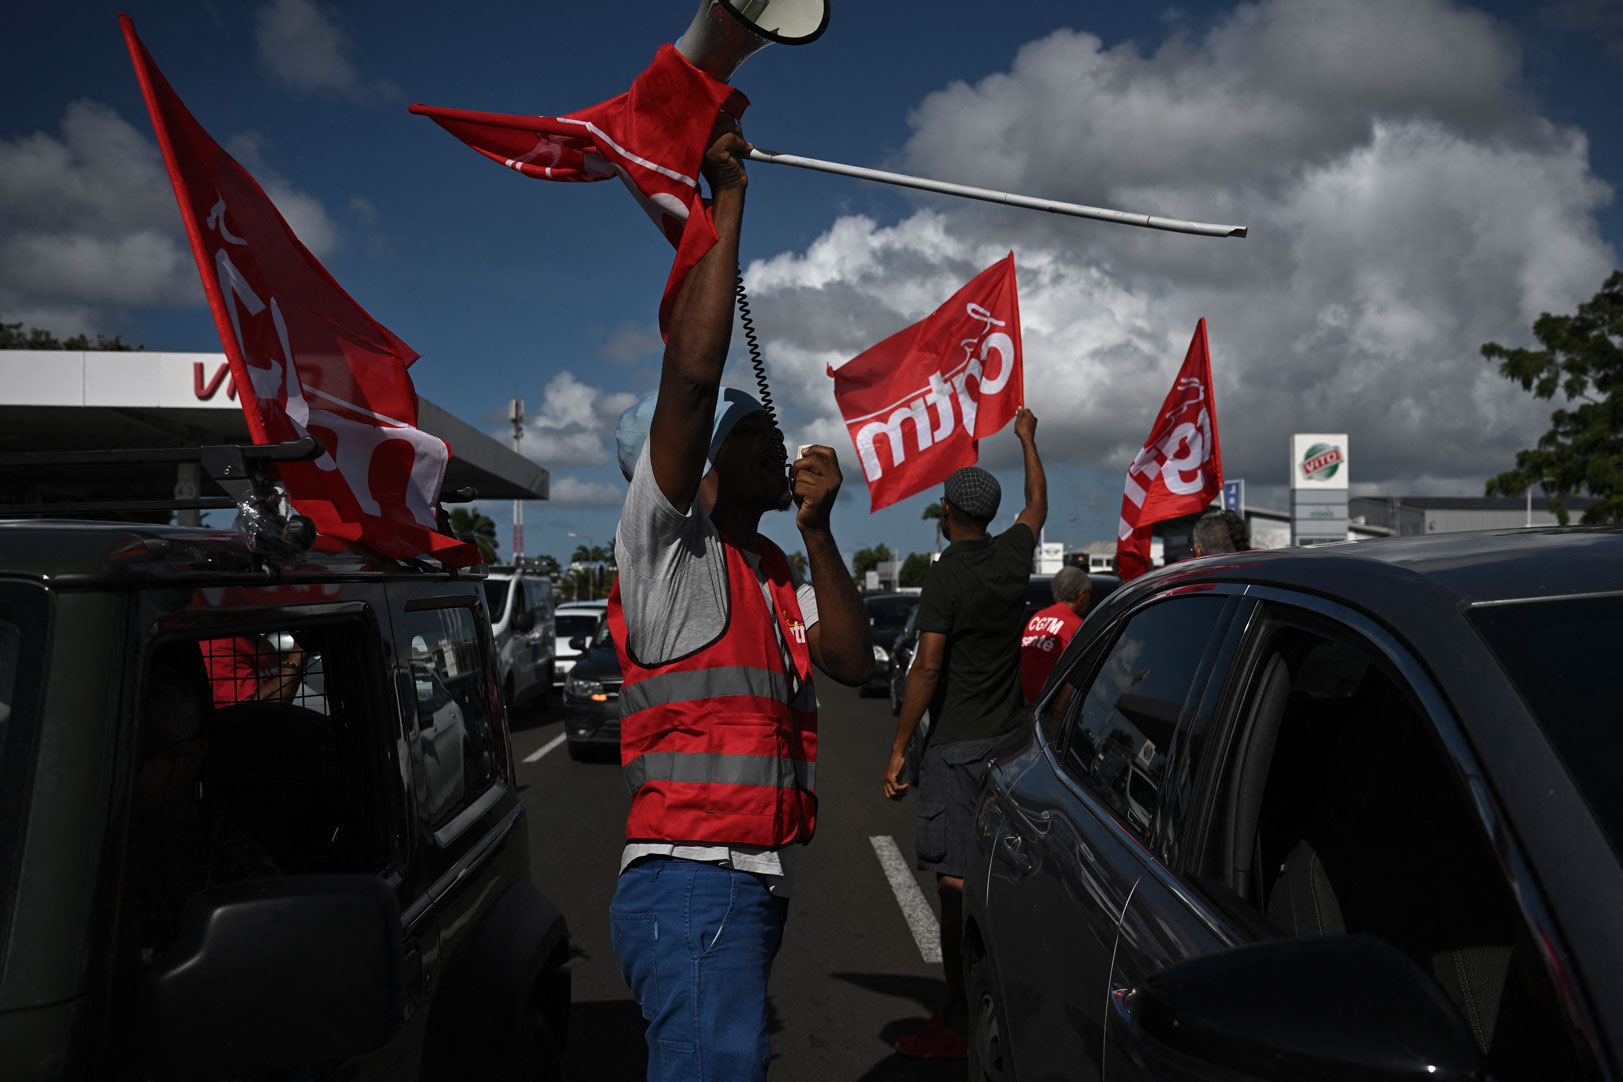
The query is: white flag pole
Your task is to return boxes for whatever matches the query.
[746,148,1247,239]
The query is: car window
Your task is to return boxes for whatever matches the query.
[866,596,916,634]
[132,619,388,955]
[1210,616,1582,1078]
[594,620,615,649]
[483,579,510,621]
[0,582,47,949]
[1055,596,1230,843]
[1468,594,1623,861]
[557,613,599,640]
[395,605,502,835]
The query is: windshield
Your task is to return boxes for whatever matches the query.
[0,583,48,944]
[483,579,511,621]
[557,613,599,639]
[595,621,616,649]
[1470,595,1623,859]
[867,596,916,634]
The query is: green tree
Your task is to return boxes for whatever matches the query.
[899,552,933,588]
[922,501,942,552]
[1482,270,1623,523]
[447,507,500,564]
[529,553,561,577]
[852,543,892,583]
[788,550,808,576]
[0,321,141,351]
[571,543,612,564]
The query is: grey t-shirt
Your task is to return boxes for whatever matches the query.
[613,443,819,895]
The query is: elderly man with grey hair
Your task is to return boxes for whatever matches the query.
[1020,565,1093,702]
[1193,508,1249,557]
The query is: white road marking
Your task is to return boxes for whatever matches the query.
[524,733,567,763]
[869,835,942,964]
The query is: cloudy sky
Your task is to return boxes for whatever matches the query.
[3,0,1620,563]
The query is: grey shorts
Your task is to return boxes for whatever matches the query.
[913,734,1004,878]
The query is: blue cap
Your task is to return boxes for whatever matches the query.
[616,387,768,482]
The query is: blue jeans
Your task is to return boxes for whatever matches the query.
[610,858,789,1082]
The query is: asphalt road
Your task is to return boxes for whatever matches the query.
[508,679,966,1082]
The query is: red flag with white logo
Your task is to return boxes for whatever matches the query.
[1115,319,1223,581]
[411,45,745,336]
[122,17,477,566]
[828,255,1022,512]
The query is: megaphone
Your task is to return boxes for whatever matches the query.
[675,0,829,83]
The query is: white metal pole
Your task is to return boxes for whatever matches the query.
[746,148,1248,239]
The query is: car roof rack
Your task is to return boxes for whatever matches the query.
[0,437,323,518]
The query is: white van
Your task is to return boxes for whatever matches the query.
[483,569,556,714]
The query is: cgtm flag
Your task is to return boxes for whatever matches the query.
[1115,319,1223,581]
[411,45,745,336]
[829,255,1022,512]
[122,17,477,567]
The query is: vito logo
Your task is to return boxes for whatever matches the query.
[1300,444,1344,482]
[829,254,1023,512]
[853,304,1015,482]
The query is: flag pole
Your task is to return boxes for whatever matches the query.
[746,148,1247,239]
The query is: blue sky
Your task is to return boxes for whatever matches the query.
[4,0,1620,565]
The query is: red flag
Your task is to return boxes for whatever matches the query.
[829,255,1023,512]
[1115,319,1223,581]
[121,17,477,567]
[411,45,746,336]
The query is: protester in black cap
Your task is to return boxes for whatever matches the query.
[881,406,1046,1059]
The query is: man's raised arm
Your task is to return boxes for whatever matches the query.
[1011,407,1048,537]
[648,123,751,513]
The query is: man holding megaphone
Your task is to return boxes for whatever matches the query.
[605,119,872,1082]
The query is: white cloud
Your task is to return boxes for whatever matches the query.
[519,371,640,469]
[598,322,663,365]
[547,476,627,508]
[740,0,1616,495]
[0,101,345,337]
[255,0,397,101]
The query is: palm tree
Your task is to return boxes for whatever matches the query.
[448,507,499,565]
[922,502,942,552]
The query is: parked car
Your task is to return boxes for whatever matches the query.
[553,599,607,689]
[484,567,557,716]
[0,517,572,1080]
[862,592,919,697]
[562,617,624,761]
[888,602,921,715]
[965,529,1620,1082]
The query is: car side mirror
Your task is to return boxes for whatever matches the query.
[511,610,535,632]
[568,635,587,652]
[1116,935,1482,1082]
[144,875,404,1079]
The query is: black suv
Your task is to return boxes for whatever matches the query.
[0,516,571,1079]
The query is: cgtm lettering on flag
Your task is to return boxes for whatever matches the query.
[206,197,446,525]
[1121,376,1217,512]
[851,304,1016,483]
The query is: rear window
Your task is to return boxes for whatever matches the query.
[1470,595,1623,857]
[557,613,599,639]
[866,596,916,634]
[0,582,50,948]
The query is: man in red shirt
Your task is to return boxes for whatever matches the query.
[1020,566,1092,702]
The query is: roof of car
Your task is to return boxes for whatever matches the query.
[0,518,474,585]
[556,600,607,609]
[1126,527,1623,612]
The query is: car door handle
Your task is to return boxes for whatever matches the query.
[998,829,1039,876]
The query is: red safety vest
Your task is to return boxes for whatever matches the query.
[607,533,818,847]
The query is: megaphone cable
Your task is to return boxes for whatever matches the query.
[734,274,786,468]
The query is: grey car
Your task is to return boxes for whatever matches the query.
[966,529,1622,1082]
